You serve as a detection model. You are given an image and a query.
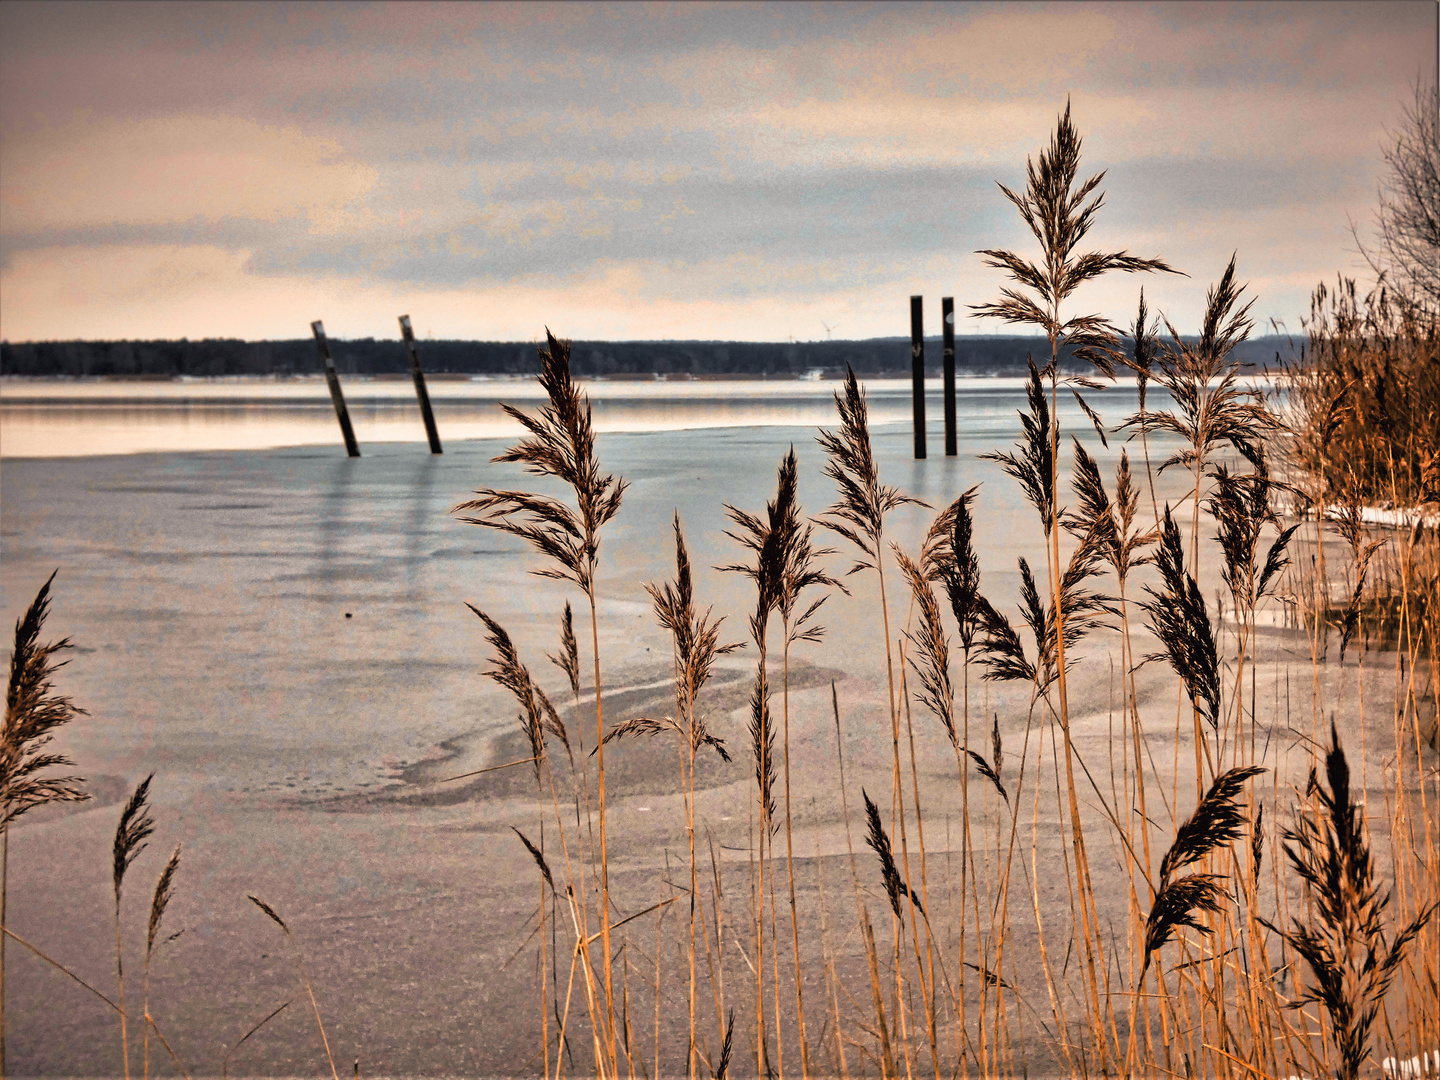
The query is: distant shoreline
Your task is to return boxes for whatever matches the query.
[0,333,1302,380]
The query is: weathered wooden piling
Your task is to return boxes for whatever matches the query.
[398,315,443,454]
[910,294,926,459]
[942,297,957,456]
[310,320,360,457]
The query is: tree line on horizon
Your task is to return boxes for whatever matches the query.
[0,333,1299,379]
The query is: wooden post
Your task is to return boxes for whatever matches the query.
[942,297,957,456]
[398,315,443,454]
[310,320,360,457]
[910,295,926,459]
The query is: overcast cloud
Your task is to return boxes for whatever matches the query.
[1,1,1435,342]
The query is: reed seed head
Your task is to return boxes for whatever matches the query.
[247,894,289,934]
[547,602,581,702]
[970,97,1181,377]
[453,331,626,594]
[1142,765,1264,977]
[748,670,777,830]
[922,487,988,652]
[1264,721,1438,1080]
[816,368,923,571]
[649,512,743,757]
[1158,765,1267,884]
[862,788,922,920]
[147,843,182,960]
[466,604,549,782]
[1122,257,1284,477]
[511,827,555,893]
[3,571,90,828]
[896,546,955,746]
[1142,506,1222,727]
[714,1008,735,1080]
[113,772,156,906]
[981,359,1054,535]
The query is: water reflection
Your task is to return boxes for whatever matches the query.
[0,377,1202,459]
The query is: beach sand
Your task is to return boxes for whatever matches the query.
[1,423,1429,1077]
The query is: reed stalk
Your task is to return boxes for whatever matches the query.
[112,776,155,1080]
[247,895,340,1080]
[455,331,626,1072]
[2,572,91,1076]
[142,844,180,1080]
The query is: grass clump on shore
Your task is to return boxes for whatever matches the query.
[1273,276,1440,705]
[1280,276,1439,512]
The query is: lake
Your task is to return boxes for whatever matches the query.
[0,372,1255,1077]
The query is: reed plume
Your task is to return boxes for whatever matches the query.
[1063,442,1157,588]
[899,544,1006,807]
[1251,806,1265,892]
[466,604,553,783]
[548,601,581,701]
[2,572,90,829]
[533,684,572,764]
[963,746,1007,807]
[143,844,182,1080]
[979,542,1111,693]
[922,487,989,651]
[816,369,924,572]
[453,332,625,596]
[513,827,556,894]
[1331,499,1387,661]
[601,714,733,763]
[746,678,777,832]
[1263,722,1437,1080]
[453,330,625,1066]
[1121,257,1282,495]
[974,600,1038,686]
[1141,765,1264,976]
[714,1008,735,1080]
[862,790,922,921]
[647,512,744,758]
[2,572,90,1074]
[896,548,956,745]
[970,96,1181,386]
[1156,766,1266,883]
[1206,463,1299,611]
[1126,285,1161,385]
[113,774,156,1080]
[1142,507,1222,729]
[982,360,1055,535]
[719,449,825,832]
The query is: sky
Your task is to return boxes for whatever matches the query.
[1,1,1436,344]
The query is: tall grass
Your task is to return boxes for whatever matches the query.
[1,571,91,1075]
[2,101,1437,1080]
[451,100,1437,1080]
[1275,275,1440,667]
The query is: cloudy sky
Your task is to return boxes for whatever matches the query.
[1,1,1435,343]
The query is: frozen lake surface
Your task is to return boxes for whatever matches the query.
[2,375,1340,1078]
